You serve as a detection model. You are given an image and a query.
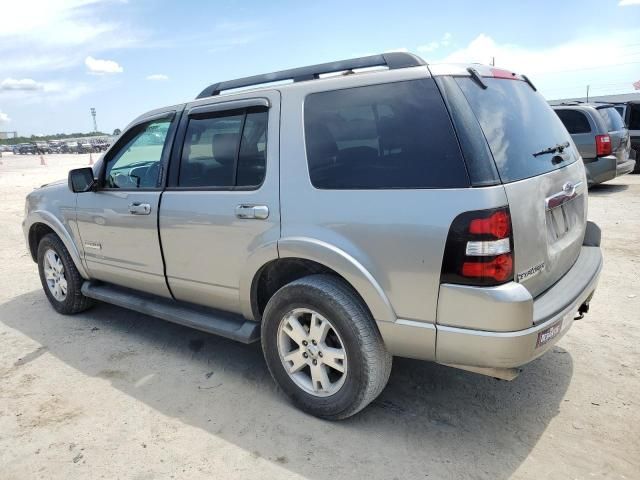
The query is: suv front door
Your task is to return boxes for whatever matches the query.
[76,109,179,297]
[159,93,280,315]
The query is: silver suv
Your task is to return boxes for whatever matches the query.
[551,102,634,185]
[24,53,603,419]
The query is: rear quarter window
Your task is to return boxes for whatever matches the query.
[554,109,591,134]
[598,107,625,132]
[304,79,469,189]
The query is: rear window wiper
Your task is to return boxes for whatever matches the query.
[532,141,569,157]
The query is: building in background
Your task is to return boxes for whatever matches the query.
[549,92,640,105]
[0,131,18,140]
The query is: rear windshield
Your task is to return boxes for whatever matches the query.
[555,109,591,134]
[456,77,576,183]
[598,107,625,132]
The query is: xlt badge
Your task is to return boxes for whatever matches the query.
[517,262,545,282]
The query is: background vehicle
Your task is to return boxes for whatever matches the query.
[15,143,36,155]
[610,100,640,173]
[47,141,64,153]
[552,103,634,185]
[34,142,50,155]
[24,53,602,419]
[77,141,95,154]
[62,141,79,154]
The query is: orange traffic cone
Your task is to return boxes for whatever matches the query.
[89,152,94,165]
[40,154,46,166]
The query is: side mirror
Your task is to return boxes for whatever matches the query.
[68,167,96,193]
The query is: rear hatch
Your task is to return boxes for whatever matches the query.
[596,105,630,165]
[453,73,587,301]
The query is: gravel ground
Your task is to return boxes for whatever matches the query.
[0,153,638,480]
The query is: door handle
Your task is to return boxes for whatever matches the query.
[128,203,151,215]
[235,204,269,220]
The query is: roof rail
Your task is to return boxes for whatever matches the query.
[195,52,426,99]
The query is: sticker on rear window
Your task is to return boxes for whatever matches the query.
[517,262,545,282]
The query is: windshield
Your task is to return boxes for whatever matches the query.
[455,77,576,183]
[598,107,625,132]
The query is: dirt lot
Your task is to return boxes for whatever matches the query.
[0,152,638,480]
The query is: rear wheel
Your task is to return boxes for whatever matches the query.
[37,233,94,314]
[261,274,392,419]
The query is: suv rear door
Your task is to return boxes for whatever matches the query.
[596,105,630,165]
[454,76,587,302]
[554,107,597,160]
[159,92,280,314]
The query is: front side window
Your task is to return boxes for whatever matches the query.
[104,119,172,189]
[304,79,469,189]
[555,109,591,134]
[179,107,268,188]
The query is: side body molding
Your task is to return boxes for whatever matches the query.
[276,237,397,323]
[24,210,90,279]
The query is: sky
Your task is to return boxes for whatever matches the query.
[1,0,640,136]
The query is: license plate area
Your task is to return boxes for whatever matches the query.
[536,310,576,348]
[536,321,562,348]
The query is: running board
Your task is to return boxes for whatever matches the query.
[81,282,260,344]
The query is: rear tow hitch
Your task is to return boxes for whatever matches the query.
[574,302,589,320]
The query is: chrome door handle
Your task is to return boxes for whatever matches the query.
[235,204,269,220]
[128,203,151,215]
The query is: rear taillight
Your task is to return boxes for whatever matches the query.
[441,207,514,286]
[595,134,612,157]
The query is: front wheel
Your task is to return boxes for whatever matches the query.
[261,274,392,419]
[37,233,94,314]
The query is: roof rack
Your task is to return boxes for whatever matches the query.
[195,52,426,99]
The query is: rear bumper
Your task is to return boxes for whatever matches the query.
[435,245,602,369]
[616,158,636,177]
[584,156,617,185]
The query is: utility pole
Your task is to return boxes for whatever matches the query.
[90,107,97,133]
[586,85,590,102]
[491,56,495,66]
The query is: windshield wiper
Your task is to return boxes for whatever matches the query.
[532,141,569,157]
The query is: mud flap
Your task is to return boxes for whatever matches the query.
[583,221,601,247]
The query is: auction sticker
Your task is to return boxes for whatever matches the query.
[536,320,563,348]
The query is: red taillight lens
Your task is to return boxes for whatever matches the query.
[441,207,514,286]
[462,253,513,282]
[490,68,517,80]
[469,210,511,238]
[595,134,612,156]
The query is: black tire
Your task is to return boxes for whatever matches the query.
[37,233,94,315]
[261,274,392,419]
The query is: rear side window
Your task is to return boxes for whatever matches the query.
[555,109,591,134]
[179,108,268,188]
[630,105,640,130]
[598,107,625,132]
[304,79,469,189]
[456,77,576,183]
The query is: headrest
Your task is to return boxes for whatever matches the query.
[212,133,238,165]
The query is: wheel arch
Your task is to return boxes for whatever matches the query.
[26,212,89,279]
[243,237,396,324]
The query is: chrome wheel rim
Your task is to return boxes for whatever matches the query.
[43,248,67,302]
[277,308,348,397]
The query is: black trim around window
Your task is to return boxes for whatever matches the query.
[166,104,269,191]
